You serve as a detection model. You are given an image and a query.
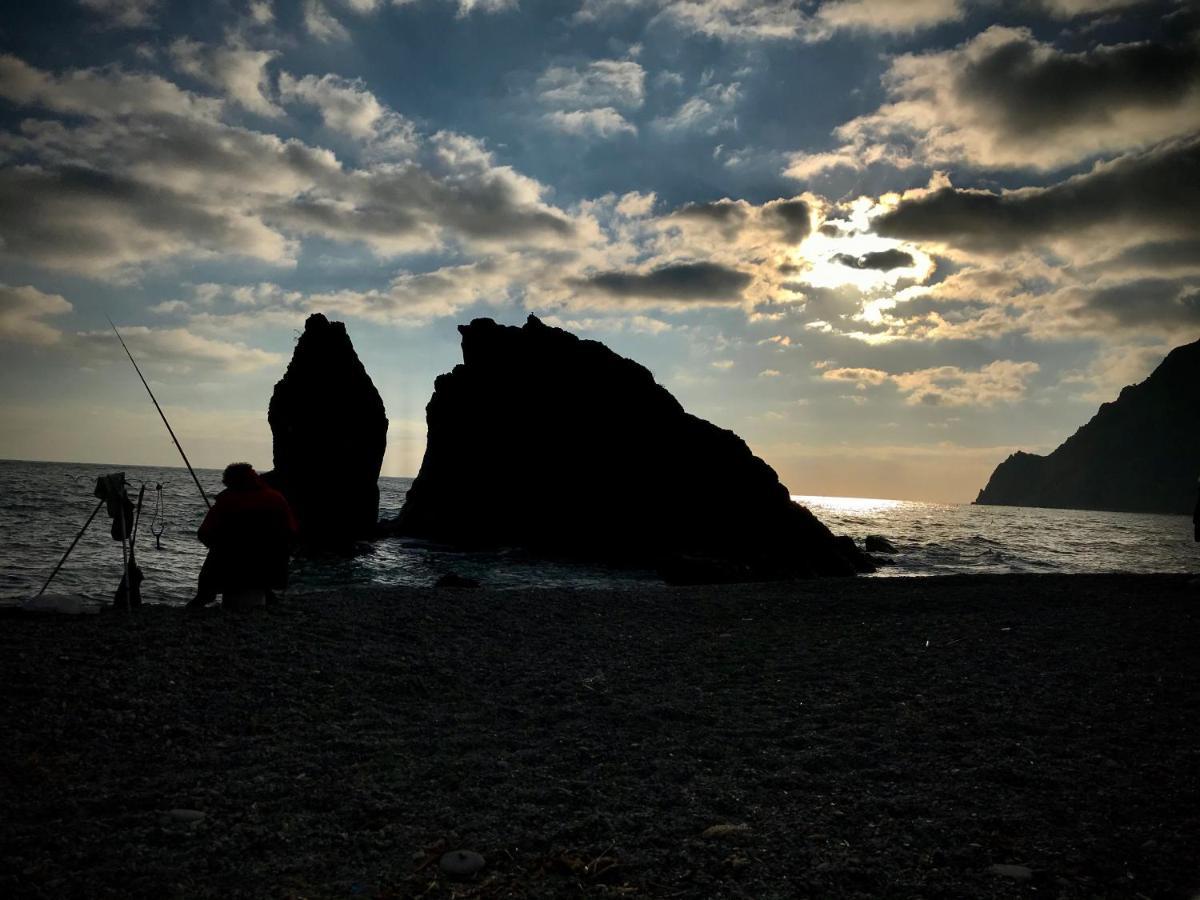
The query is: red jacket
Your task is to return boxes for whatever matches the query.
[198,479,299,588]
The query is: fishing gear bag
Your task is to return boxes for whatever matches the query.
[94,472,135,541]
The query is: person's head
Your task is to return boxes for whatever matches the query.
[222,462,259,490]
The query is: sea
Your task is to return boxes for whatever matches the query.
[1,459,1195,607]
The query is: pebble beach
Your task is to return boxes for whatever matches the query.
[2,574,1199,898]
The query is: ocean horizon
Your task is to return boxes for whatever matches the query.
[1,458,1195,606]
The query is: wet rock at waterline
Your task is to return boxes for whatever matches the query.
[865,535,898,554]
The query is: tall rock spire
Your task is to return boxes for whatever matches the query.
[267,313,387,545]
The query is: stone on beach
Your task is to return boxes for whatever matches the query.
[265,313,387,547]
[395,315,871,579]
[160,809,205,826]
[988,863,1034,880]
[439,849,485,879]
[702,823,752,839]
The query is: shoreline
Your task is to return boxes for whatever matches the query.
[2,574,1199,898]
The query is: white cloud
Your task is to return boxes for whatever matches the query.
[823,360,1041,406]
[535,313,675,334]
[0,284,73,345]
[170,39,280,117]
[74,325,285,374]
[303,0,351,41]
[454,0,518,14]
[249,1,275,24]
[653,0,807,41]
[537,59,646,109]
[0,53,220,120]
[544,107,637,137]
[575,0,965,41]
[654,82,740,134]
[279,72,418,154]
[308,259,515,323]
[1038,0,1146,17]
[814,0,961,35]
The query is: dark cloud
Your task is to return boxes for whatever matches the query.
[832,248,914,270]
[1079,276,1200,326]
[793,24,1200,174]
[573,262,752,301]
[958,29,1200,138]
[674,200,747,222]
[1088,238,1200,274]
[0,164,287,272]
[764,198,811,244]
[874,137,1200,253]
[671,199,749,237]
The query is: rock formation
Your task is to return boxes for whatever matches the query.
[266,313,388,545]
[396,315,871,577]
[975,338,1200,514]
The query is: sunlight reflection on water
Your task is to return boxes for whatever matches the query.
[792,494,907,515]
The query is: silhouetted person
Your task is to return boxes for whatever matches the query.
[187,463,298,609]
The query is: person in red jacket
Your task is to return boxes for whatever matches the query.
[187,462,298,608]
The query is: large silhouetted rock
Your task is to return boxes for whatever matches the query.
[396,315,871,577]
[266,313,387,545]
[975,338,1200,514]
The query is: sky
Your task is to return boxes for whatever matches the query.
[0,0,1197,503]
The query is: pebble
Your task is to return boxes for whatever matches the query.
[439,849,485,879]
[702,823,751,839]
[161,809,205,826]
[989,863,1033,880]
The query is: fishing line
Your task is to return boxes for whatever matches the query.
[105,315,211,510]
[150,482,166,550]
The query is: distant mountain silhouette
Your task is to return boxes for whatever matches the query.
[975,338,1200,514]
[395,315,872,578]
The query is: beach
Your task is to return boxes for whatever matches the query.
[2,574,1198,899]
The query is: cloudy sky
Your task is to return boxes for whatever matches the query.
[1,0,1197,502]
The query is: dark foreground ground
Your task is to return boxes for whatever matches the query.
[2,574,1199,899]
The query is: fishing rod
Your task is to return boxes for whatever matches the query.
[34,498,105,598]
[105,315,211,510]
